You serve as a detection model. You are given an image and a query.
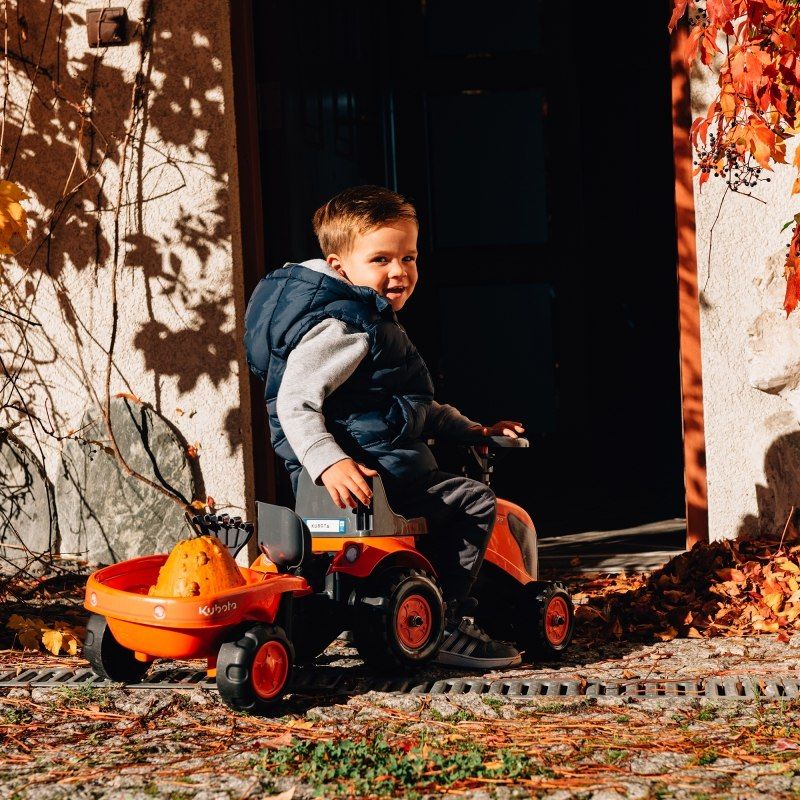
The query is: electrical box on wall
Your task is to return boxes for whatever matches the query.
[86,7,128,48]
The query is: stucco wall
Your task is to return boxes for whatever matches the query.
[0,1,253,562]
[692,63,800,540]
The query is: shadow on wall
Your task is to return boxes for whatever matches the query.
[0,2,245,566]
[738,432,800,540]
[0,1,239,438]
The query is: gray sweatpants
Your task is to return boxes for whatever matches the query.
[384,471,497,608]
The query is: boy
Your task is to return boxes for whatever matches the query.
[244,185,524,668]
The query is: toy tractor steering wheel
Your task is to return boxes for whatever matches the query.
[426,433,530,487]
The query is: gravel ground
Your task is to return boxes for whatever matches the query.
[6,568,800,798]
[4,634,800,800]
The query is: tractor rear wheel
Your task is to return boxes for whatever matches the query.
[353,569,444,673]
[518,582,574,662]
[84,613,151,683]
[216,624,293,714]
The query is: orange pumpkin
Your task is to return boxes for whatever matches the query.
[148,535,246,597]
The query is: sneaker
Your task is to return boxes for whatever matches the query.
[435,616,522,669]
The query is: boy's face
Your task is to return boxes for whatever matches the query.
[327,219,418,312]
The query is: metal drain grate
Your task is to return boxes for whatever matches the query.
[2,667,799,698]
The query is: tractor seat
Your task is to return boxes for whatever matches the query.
[294,468,427,537]
[256,501,312,573]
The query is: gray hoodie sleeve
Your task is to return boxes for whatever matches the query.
[276,318,370,483]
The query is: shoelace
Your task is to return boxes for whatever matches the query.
[457,617,491,643]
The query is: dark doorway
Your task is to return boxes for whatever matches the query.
[248,1,684,536]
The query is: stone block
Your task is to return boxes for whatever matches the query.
[55,397,198,564]
[0,430,58,575]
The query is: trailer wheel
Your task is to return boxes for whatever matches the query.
[353,569,445,673]
[84,613,151,683]
[216,624,293,714]
[519,581,574,662]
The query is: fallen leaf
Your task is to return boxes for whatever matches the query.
[655,627,678,642]
[265,789,296,800]
[41,629,63,656]
[259,731,293,749]
[775,738,800,751]
[7,614,29,631]
[18,628,41,650]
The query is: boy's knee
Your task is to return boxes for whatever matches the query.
[468,480,496,523]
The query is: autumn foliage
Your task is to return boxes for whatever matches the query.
[671,1,800,313]
[575,535,800,642]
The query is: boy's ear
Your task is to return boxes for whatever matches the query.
[327,254,346,276]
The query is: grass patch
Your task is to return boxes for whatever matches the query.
[696,750,719,766]
[696,707,717,721]
[1,707,32,725]
[604,749,628,764]
[258,737,541,796]
[52,685,114,710]
[427,708,476,722]
[527,698,597,715]
[481,696,505,712]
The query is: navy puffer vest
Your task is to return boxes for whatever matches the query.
[244,264,437,491]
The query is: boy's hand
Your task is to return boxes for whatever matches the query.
[320,459,378,509]
[479,421,525,438]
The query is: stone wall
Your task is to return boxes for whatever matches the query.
[0,0,254,570]
[692,61,800,540]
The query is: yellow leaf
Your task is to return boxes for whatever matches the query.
[41,629,63,656]
[63,635,79,656]
[753,619,780,633]
[0,180,29,255]
[764,591,785,612]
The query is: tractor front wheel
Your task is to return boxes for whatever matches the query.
[216,624,293,714]
[84,613,151,683]
[353,569,445,673]
[519,582,574,663]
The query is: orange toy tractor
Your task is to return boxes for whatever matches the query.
[84,435,574,714]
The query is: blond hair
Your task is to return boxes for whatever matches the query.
[312,185,418,257]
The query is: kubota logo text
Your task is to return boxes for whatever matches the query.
[198,600,237,617]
